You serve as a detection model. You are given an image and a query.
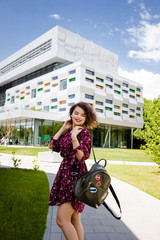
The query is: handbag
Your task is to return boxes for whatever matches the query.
[72,147,122,219]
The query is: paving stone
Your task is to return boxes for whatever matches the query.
[107,233,133,240]
[49,233,62,240]
[94,225,115,233]
[85,233,109,240]
[82,218,101,226]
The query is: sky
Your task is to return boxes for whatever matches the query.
[0,0,160,100]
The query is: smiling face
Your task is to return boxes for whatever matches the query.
[71,106,86,127]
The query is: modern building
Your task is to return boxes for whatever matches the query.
[0,25,144,147]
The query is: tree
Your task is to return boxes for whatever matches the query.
[134,97,160,166]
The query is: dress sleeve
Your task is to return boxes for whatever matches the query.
[48,135,60,153]
[71,128,92,165]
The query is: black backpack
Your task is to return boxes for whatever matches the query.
[72,148,122,220]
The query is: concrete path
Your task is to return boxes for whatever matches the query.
[0,152,160,240]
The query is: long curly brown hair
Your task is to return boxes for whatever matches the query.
[69,102,99,129]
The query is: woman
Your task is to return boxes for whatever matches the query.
[49,102,98,240]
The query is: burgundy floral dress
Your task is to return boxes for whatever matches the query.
[49,127,92,213]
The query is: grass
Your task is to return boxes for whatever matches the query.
[0,168,50,240]
[0,146,152,162]
[90,148,152,162]
[106,165,160,200]
[0,146,50,156]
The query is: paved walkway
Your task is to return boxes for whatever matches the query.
[0,152,160,240]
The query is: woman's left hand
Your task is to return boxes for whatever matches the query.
[71,126,83,139]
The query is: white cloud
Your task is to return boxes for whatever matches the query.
[128,0,135,4]
[139,2,152,20]
[118,67,160,100]
[127,21,160,62]
[49,14,62,20]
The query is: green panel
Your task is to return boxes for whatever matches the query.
[69,77,76,82]
[20,96,24,100]
[96,77,104,82]
[37,88,43,92]
[7,98,10,101]
[51,105,57,109]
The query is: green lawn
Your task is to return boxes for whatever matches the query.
[106,165,160,200]
[0,146,50,156]
[90,148,152,162]
[0,146,152,162]
[0,168,50,240]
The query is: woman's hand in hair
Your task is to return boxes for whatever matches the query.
[62,120,72,131]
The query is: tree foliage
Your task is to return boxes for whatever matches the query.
[134,97,160,166]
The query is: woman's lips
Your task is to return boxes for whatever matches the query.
[75,119,81,122]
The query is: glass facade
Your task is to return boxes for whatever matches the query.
[0,119,131,148]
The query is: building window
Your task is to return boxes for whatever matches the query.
[0,39,52,76]
[69,77,76,82]
[37,87,43,92]
[96,84,104,90]
[136,113,141,117]
[136,88,141,92]
[96,108,103,113]
[15,90,20,93]
[52,83,58,87]
[25,105,29,109]
[114,83,121,88]
[114,112,121,116]
[114,90,121,95]
[106,77,113,82]
[122,103,128,108]
[51,105,57,109]
[69,69,76,74]
[96,77,104,83]
[137,107,141,111]
[43,105,49,112]
[60,79,67,90]
[11,96,15,104]
[59,100,66,104]
[105,107,112,111]
[52,76,58,80]
[85,94,94,100]
[51,98,57,102]
[122,89,128,94]
[59,108,66,112]
[96,101,103,106]
[85,77,94,83]
[114,105,121,110]
[86,69,94,76]
[129,115,135,119]
[130,88,135,93]
[129,95,135,99]
[123,83,128,88]
[105,99,112,104]
[68,102,75,106]
[130,109,135,113]
[68,94,75,99]
[38,81,43,85]
[37,102,42,106]
[122,110,128,114]
[45,89,50,93]
[26,86,30,90]
[31,89,36,98]
[106,84,113,89]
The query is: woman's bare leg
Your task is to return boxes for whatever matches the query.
[56,202,78,240]
[71,211,84,240]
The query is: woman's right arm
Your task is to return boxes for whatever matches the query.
[53,120,72,140]
[49,120,72,150]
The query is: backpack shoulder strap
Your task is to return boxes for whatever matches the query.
[103,184,122,220]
